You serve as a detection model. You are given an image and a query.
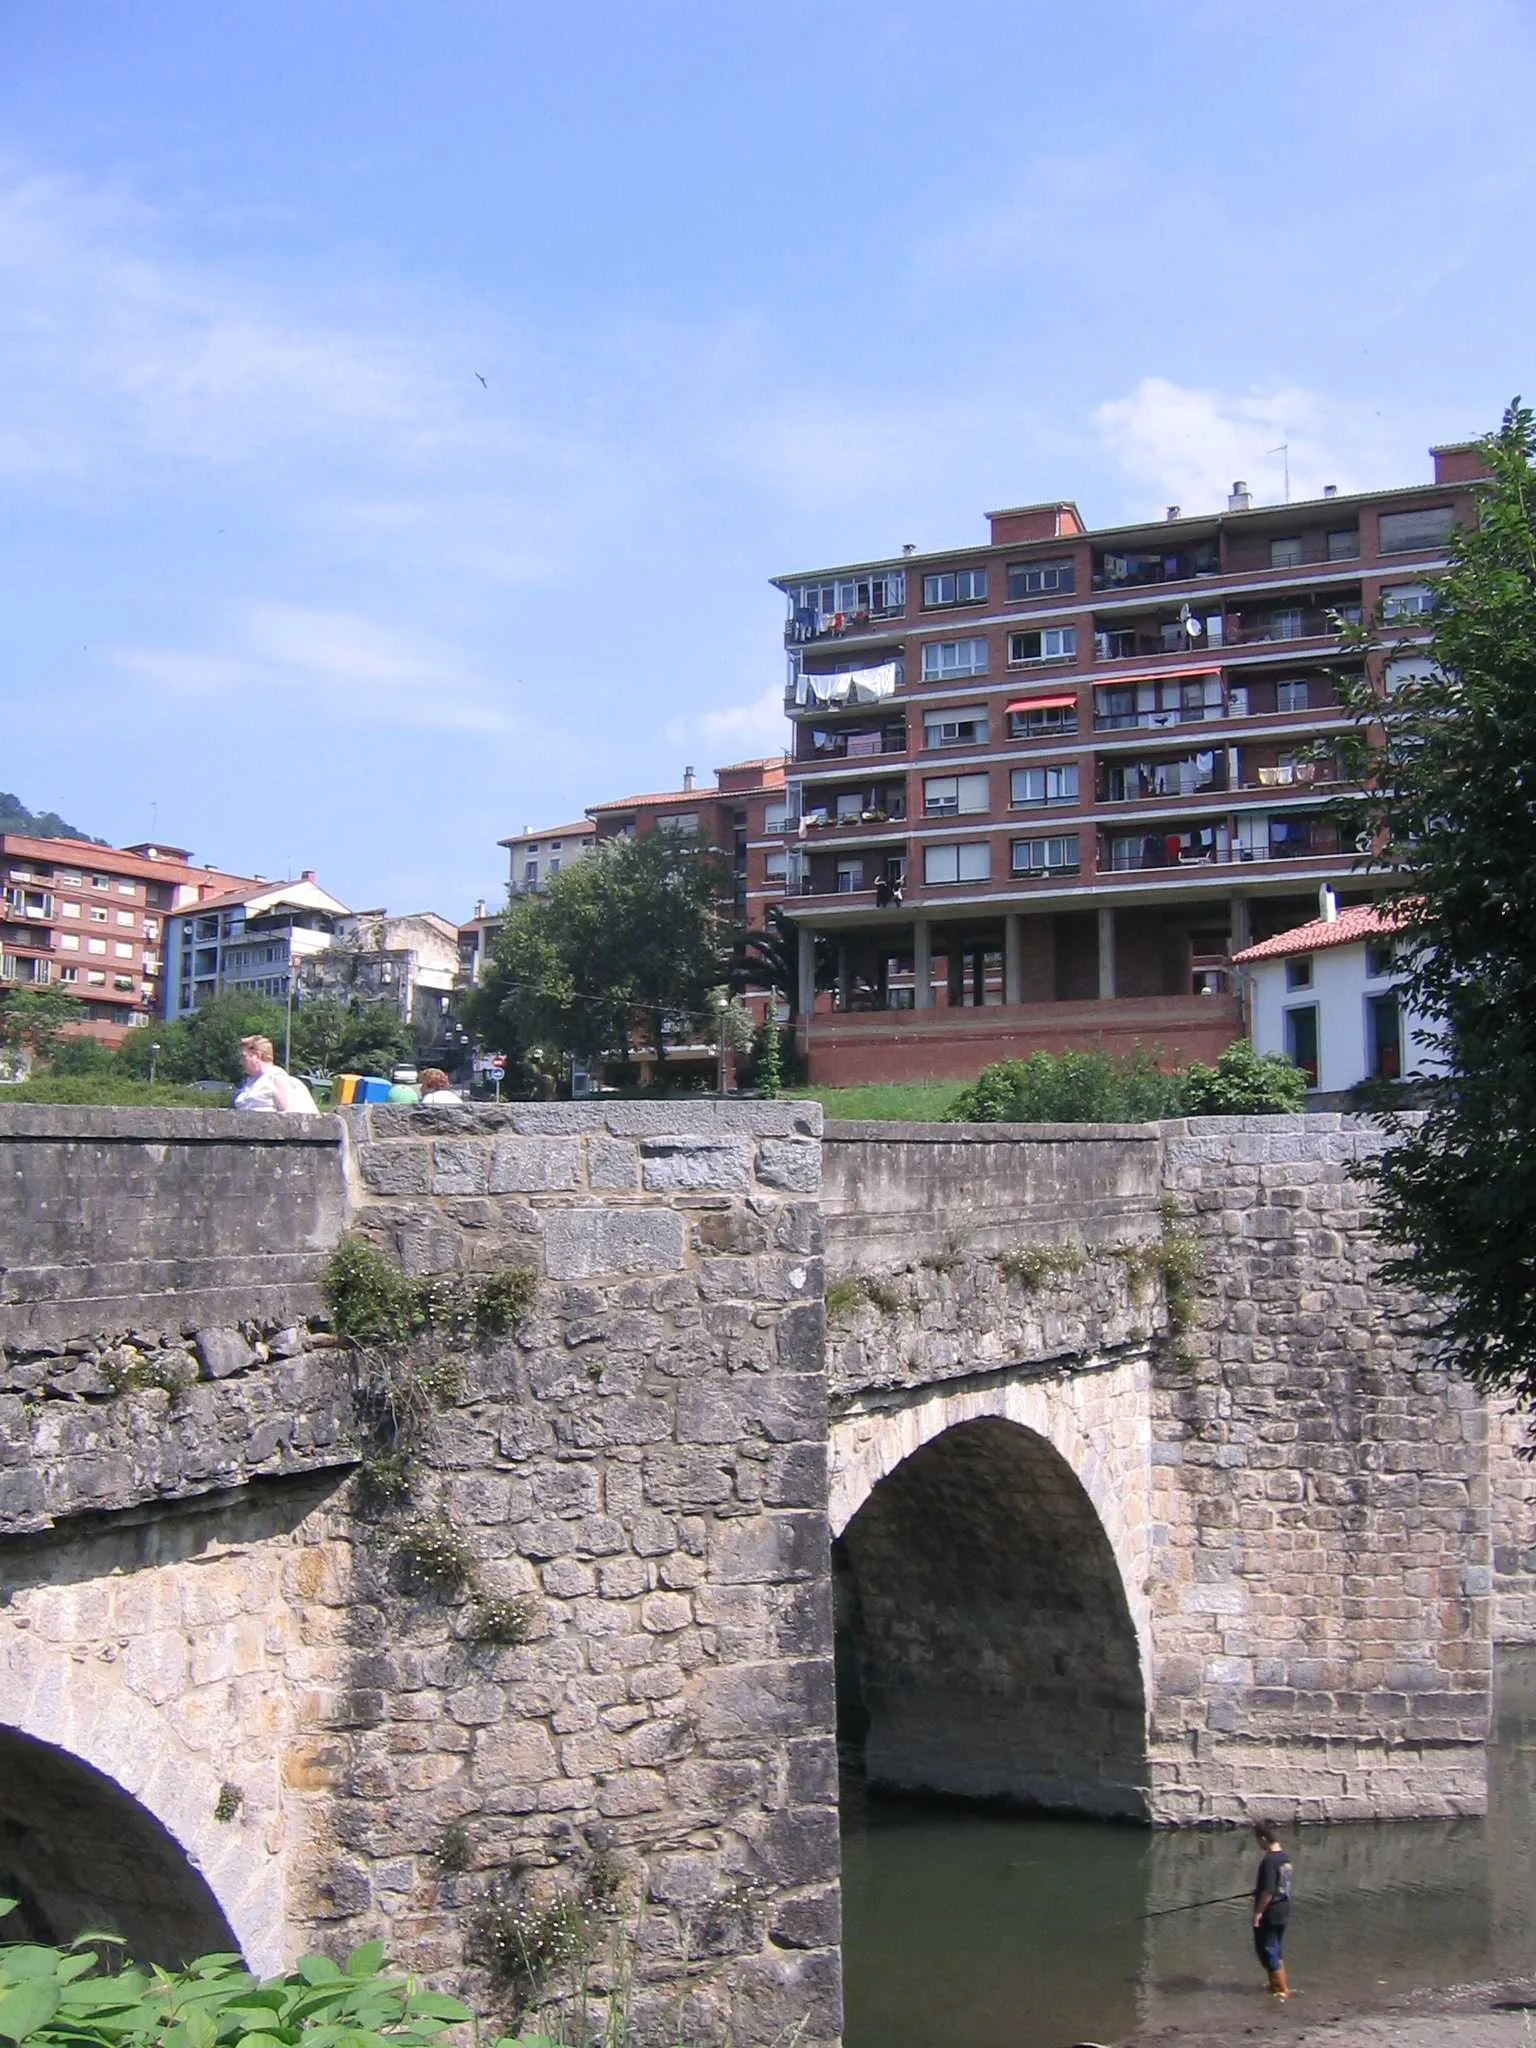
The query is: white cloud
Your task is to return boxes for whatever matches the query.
[1093,377,1396,518]
[694,681,789,757]
[111,601,517,734]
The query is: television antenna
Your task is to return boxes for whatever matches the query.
[1268,443,1291,504]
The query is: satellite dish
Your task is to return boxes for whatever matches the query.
[1184,613,1203,638]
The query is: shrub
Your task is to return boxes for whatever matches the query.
[1175,1038,1308,1115]
[995,1243,1087,1290]
[395,1519,477,1595]
[947,1047,1181,1125]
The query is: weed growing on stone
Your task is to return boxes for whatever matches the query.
[995,1243,1087,1291]
[101,1353,194,1397]
[468,1593,537,1646]
[212,1782,243,1823]
[920,1234,969,1277]
[473,1883,601,2007]
[824,1274,903,1322]
[434,1821,471,1872]
[325,1236,535,1351]
[394,1519,477,1595]
[1115,1201,1204,1335]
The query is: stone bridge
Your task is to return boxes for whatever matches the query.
[0,1102,1532,2048]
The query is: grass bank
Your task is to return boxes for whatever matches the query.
[785,1080,968,1122]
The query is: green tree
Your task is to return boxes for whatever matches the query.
[731,905,834,1014]
[477,832,734,1081]
[0,986,87,1067]
[1176,1039,1308,1115]
[1330,402,1536,1406]
[291,996,413,1078]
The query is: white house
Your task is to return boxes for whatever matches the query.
[1232,896,1446,1094]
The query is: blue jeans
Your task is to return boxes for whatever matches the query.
[1253,1918,1287,1973]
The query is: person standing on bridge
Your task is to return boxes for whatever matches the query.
[1251,1819,1293,2001]
[233,1034,318,1114]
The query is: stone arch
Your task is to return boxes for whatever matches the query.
[0,1632,283,1971]
[0,1727,238,1965]
[830,1369,1152,1818]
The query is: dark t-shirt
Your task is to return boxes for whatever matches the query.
[1254,1848,1293,1926]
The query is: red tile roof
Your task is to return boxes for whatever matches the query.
[1232,902,1401,965]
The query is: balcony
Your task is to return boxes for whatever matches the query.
[2,887,54,921]
[1098,753,1229,803]
[795,721,908,765]
[1092,538,1220,592]
[1101,814,1345,871]
[787,659,902,712]
[784,571,908,646]
[793,843,908,900]
[1093,593,1361,665]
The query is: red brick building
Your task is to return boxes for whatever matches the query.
[586,758,788,929]
[0,837,255,1046]
[769,444,1485,1085]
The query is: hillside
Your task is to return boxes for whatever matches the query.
[0,793,106,844]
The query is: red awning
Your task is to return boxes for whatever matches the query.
[1007,694,1078,713]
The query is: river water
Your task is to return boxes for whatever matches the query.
[840,1648,1536,2048]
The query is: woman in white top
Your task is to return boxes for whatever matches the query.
[232,1034,319,1114]
[416,1066,462,1105]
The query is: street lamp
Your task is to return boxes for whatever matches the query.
[148,1041,161,1095]
[716,995,730,1098]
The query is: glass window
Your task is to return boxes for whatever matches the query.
[1009,702,1078,739]
[113,942,133,959]
[89,905,108,922]
[115,910,134,927]
[1010,835,1079,875]
[91,876,110,890]
[923,772,990,816]
[1285,957,1313,990]
[1270,536,1304,569]
[1366,989,1401,1079]
[116,881,137,897]
[923,708,988,748]
[835,860,863,893]
[764,799,792,833]
[1382,582,1436,620]
[765,851,787,883]
[60,901,81,918]
[1327,527,1361,560]
[1276,679,1310,712]
[657,812,700,835]
[1010,764,1078,807]
[923,841,991,885]
[923,568,987,606]
[1007,559,1075,599]
[1008,625,1077,664]
[57,933,79,951]
[1364,940,1395,979]
[1284,1004,1319,1084]
[1378,506,1455,553]
[921,637,988,681]
[87,938,107,956]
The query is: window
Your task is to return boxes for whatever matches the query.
[924,772,990,816]
[59,901,80,919]
[114,910,134,927]
[790,569,906,619]
[57,933,79,952]
[1284,1004,1319,1085]
[89,906,108,923]
[921,637,988,682]
[923,707,988,748]
[1270,536,1304,569]
[835,859,863,893]
[1276,679,1310,713]
[91,876,109,890]
[87,938,107,956]
[522,861,538,886]
[1285,957,1313,990]
[1378,506,1455,554]
[116,881,137,897]
[923,841,990,885]
[113,942,133,959]
[1008,625,1077,665]
[1007,559,1075,599]
[1364,940,1395,980]
[923,568,987,607]
[57,965,77,983]
[764,851,788,884]
[1384,656,1437,695]
[1008,701,1078,739]
[1010,764,1078,807]
[1011,834,1079,876]
[1382,582,1436,621]
[1327,527,1361,561]
[548,858,561,877]
[764,799,792,833]
[1366,989,1402,1080]
[86,970,106,985]
[57,870,81,886]
[657,812,699,836]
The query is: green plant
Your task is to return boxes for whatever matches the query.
[395,1519,477,1595]
[0,1919,476,2048]
[212,1782,243,1824]
[1175,1038,1308,1115]
[100,1354,194,1397]
[995,1243,1087,1290]
[471,1266,539,1344]
[468,1593,537,1646]
[325,1238,535,1353]
[920,1231,970,1276]
[357,1451,413,1507]
[472,1889,599,2007]
[1116,1201,1203,1334]
[947,1046,1182,1125]
[434,1821,471,1872]
[755,1017,783,1098]
[824,1273,903,1322]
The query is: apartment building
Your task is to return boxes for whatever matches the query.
[161,873,350,1018]
[0,835,254,1045]
[499,822,597,901]
[768,443,1485,1085]
[587,758,788,927]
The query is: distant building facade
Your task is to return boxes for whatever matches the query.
[161,874,350,1018]
[0,835,253,1045]
[303,910,461,1041]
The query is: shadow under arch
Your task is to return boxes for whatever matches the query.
[0,1727,239,1966]
[836,1415,1149,1819]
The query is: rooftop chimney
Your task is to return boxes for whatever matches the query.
[1323,483,1338,498]
[301,869,315,883]
[901,542,917,556]
[1319,885,1338,923]
[682,765,696,792]
[1166,504,1181,522]
[1228,480,1252,513]
[473,898,486,920]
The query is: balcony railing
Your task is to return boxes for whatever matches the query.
[785,601,907,646]
[1101,822,1345,871]
[796,727,907,763]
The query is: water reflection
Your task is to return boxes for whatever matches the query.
[840,1649,1536,2048]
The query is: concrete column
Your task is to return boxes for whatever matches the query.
[796,923,816,1023]
[1097,906,1116,1000]
[913,918,933,1010]
[1229,894,1252,954]
[836,941,851,1011]
[1004,914,1023,1006]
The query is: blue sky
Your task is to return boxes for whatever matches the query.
[2,0,1533,918]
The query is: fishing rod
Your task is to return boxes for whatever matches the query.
[1130,1889,1253,1923]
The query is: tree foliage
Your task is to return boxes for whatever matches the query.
[0,988,88,1064]
[1331,402,1536,1406]
[475,833,734,1075]
[1178,1039,1308,1116]
[946,1040,1308,1124]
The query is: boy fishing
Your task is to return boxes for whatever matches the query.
[1251,1819,1294,2001]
